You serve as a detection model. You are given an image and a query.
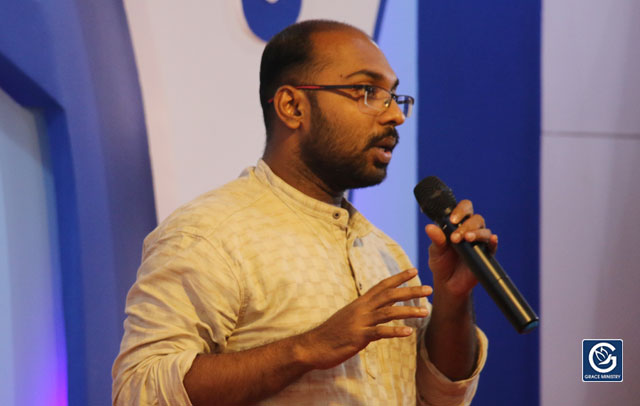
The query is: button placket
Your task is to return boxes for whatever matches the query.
[346,229,378,379]
[347,239,366,296]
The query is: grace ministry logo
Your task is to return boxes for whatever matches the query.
[582,339,623,382]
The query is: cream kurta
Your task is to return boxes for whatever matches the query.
[112,160,487,406]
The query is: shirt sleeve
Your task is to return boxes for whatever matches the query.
[112,231,242,406]
[415,325,488,406]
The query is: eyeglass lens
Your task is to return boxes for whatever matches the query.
[364,88,413,118]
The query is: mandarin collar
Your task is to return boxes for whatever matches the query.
[252,160,372,235]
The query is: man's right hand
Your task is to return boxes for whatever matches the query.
[296,268,432,370]
[184,269,430,405]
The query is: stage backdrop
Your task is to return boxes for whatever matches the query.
[541,0,640,404]
[417,3,540,405]
[125,1,539,406]
[0,1,155,405]
[3,2,637,405]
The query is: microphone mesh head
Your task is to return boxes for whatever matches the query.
[413,176,458,222]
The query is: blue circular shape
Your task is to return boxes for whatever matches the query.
[242,0,302,42]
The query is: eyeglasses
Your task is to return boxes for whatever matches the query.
[270,84,415,118]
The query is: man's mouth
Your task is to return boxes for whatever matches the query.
[366,129,399,165]
[367,128,399,150]
[374,139,397,152]
[372,140,395,164]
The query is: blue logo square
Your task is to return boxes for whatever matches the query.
[582,339,623,382]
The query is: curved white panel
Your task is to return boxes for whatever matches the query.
[124,0,381,221]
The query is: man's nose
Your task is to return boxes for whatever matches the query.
[378,99,406,127]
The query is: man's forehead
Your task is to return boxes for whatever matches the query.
[310,29,397,86]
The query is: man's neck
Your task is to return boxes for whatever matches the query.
[262,152,344,206]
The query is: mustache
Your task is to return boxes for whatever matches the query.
[364,127,399,150]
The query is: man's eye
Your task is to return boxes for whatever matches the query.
[364,86,383,99]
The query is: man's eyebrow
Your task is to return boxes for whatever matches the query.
[345,70,400,90]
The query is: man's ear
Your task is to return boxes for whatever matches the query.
[272,85,307,130]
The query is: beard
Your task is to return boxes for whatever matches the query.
[299,101,399,192]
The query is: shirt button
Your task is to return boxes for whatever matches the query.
[333,212,341,219]
[358,282,363,290]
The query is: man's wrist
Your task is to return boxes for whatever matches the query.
[289,331,318,371]
[431,282,474,316]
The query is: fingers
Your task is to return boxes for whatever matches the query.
[445,200,499,247]
[366,268,419,296]
[451,226,492,244]
[369,305,429,325]
[425,200,500,258]
[366,325,415,341]
[488,234,498,254]
[450,217,498,248]
[449,199,474,224]
[450,213,485,243]
[362,269,431,325]
[369,284,432,308]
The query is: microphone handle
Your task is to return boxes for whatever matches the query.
[439,217,539,334]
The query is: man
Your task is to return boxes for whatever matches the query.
[113,20,493,405]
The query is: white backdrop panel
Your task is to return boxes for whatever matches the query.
[540,134,640,405]
[543,0,640,135]
[124,0,382,221]
[542,0,640,403]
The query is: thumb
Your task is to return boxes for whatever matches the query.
[425,224,451,256]
[425,224,447,248]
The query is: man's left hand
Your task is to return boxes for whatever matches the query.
[425,199,498,298]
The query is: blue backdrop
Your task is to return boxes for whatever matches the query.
[0,1,539,404]
[0,1,156,404]
[418,3,541,405]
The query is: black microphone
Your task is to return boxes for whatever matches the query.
[413,176,539,334]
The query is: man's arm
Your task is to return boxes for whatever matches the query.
[423,289,477,381]
[184,268,431,406]
[419,199,496,381]
[183,334,310,405]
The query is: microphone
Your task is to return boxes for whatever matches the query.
[413,176,539,334]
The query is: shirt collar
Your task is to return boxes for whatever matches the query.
[252,159,373,235]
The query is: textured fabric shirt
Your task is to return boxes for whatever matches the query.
[112,160,488,406]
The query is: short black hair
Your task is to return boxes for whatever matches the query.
[259,19,360,140]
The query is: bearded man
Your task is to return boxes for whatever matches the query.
[113,19,493,406]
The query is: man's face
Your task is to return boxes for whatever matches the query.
[297,29,405,192]
[300,95,399,191]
